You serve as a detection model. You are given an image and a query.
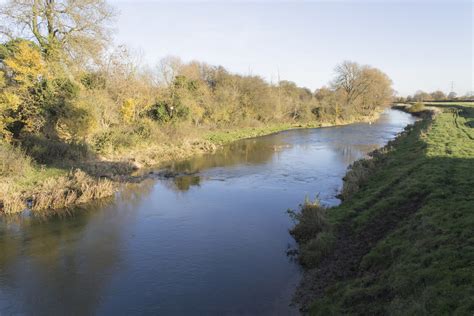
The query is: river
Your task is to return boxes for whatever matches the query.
[0,109,416,315]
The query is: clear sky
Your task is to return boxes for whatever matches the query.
[110,0,472,96]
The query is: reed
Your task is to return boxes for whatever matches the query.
[0,169,116,214]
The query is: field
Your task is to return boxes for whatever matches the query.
[291,103,474,314]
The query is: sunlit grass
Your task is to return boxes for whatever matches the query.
[292,103,474,314]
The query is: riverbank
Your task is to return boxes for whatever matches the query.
[290,102,474,314]
[0,112,380,214]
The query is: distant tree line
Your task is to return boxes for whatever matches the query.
[395,90,474,103]
[0,0,394,159]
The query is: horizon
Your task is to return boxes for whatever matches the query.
[108,0,473,97]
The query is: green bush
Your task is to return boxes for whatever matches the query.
[91,120,164,155]
[147,101,171,122]
[22,136,89,164]
[92,129,132,154]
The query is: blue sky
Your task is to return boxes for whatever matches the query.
[110,0,472,96]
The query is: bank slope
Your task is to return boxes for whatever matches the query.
[292,104,474,315]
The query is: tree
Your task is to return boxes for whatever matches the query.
[0,40,47,139]
[413,90,431,102]
[462,91,474,100]
[155,56,183,87]
[430,90,446,101]
[447,91,457,100]
[331,61,393,115]
[332,61,362,106]
[0,0,115,61]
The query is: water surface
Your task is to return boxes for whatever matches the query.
[0,109,416,315]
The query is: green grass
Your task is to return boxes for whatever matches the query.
[16,166,66,189]
[293,103,474,314]
[204,122,321,145]
[0,142,119,214]
[204,111,382,145]
[0,143,66,196]
[422,101,474,107]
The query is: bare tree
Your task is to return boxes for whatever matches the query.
[155,56,183,87]
[413,90,431,102]
[332,61,393,113]
[447,91,457,100]
[430,90,446,101]
[332,61,362,105]
[0,0,115,60]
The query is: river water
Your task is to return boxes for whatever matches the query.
[0,109,416,315]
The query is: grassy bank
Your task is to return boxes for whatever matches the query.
[291,102,474,314]
[0,145,115,214]
[0,112,379,214]
[205,112,379,145]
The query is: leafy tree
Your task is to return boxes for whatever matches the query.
[3,40,46,88]
[0,40,47,139]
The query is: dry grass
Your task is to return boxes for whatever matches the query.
[1,169,116,214]
[30,169,115,212]
[0,143,34,177]
[289,198,330,244]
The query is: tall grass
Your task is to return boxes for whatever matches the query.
[0,143,34,213]
[340,157,377,201]
[289,198,334,266]
[30,169,115,212]
[0,143,34,177]
[0,168,116,214]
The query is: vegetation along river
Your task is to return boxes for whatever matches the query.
[0,109,416,315]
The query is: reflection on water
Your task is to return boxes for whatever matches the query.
[0,109,416,315]
[160,109,415,195]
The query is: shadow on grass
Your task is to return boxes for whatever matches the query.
[20,135,136,177]
[292,106,474,315]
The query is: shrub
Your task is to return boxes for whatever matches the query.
[289,197,335,266]
[22,136,90,164]
[92,129,131,154]
[289,197,329,243]
[147,101,171,122]
[121,98,138,123]
[0,142,33,177]
[91,119,165,155]
[409,102,425,113]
